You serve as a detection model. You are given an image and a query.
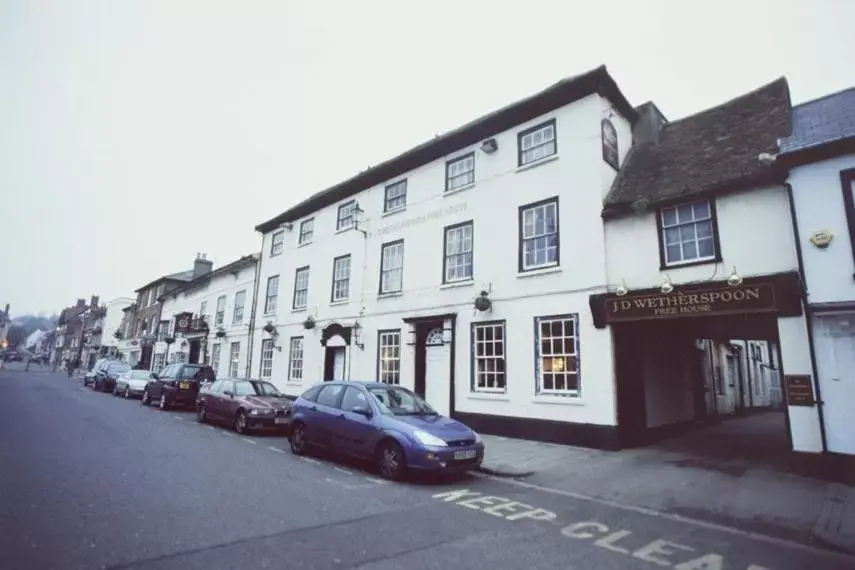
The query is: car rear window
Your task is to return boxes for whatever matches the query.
[180,365,215,381]
[108,363,132,374]
[130,370,151,379]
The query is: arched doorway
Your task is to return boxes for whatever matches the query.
[320,322,352,381]
[423,326,450,416]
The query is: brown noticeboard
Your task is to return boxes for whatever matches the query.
[785,374,815,406]
[604,283,778,323]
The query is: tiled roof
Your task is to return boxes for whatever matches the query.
[779,86,855,154]
[603,78,791,218]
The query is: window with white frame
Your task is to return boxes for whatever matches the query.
[152,353,166,373]
[331,255,351,302]
[518,120,556,166]
[379,240,404,294]
[228,342,240,377]
[534,314,580,396]
[519,198,559,271]
[288,337,303,382]
[215,295,226,326]
[299,218,314,244]
[211,343,221,374]
[659,201,716,266]
[377,330,401,384]
[384,180,407,212]
[264,275,279,314]
[337,200,356,231]
[271,231,284,256]
[472,321,506,392]
[446,153,475,191]
[199,300,207,321]
[292,266,310,309]
[259,339,274,379]
[232,290,246,324]
[443,221,473,282]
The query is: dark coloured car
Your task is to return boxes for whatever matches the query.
[83,358,111,387]
[288,381,485,481]
[92,361,132,393]
[142,362,215,410]
[197,379,295,434]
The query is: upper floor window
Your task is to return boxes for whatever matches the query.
[271,231,284,256]
[199,300,207,320]
[379,240,404,294]
[215,295,226,326]
[384,180,407,213]
[518,119,556,166]
[659,201,717,267]
[519,197,559,272]
[293,266,310,310]
[337,200,356,231]
[232,290,246,324]
[443,221,473,283]
[298,218,314,245]
[264,275,279,315]
[331,255,351,302]
[446,153,475,192]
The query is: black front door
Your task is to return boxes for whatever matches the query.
[189,340,201,363]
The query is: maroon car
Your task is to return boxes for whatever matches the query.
[196,379,295,435]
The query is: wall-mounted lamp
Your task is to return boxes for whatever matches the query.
[615,279,628,297]
[727,266,743,287]
[480,138,498,154]
[352,321,365,351]
[660,274,674,294]
[353,202,368,236]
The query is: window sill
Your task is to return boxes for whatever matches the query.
[516,154,559,173]
[532,395,584,406]
[297,241,312,248]
[335,227,354,235]
[270,251,283,257]
[439,280,474,290]
[377,291,403,299]
[329,299,349,306]
[517,265,562,279]
[381,207,406,218]
[291,308,307,314]
[444,183,475,197]
[262,312,276,319]
[468,392,510,402]
[286,380,302,386]
[660,256,720,271]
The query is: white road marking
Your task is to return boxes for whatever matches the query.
[364,477,387,485]
[241,438,256,444]
[299,457,321,465]
[325,477,361,490]
[173,416,183,421]
[475,473,855,561]
[333,467,352,475]
[206,426,216,431]
[267,446,285,453]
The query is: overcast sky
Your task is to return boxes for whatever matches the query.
[1,0,853,316]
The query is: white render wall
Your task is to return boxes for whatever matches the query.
[101,297,135,348]
[159,261,258,378]
[252,93,633,426]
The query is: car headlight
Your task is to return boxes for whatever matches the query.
[249,409,273,416]
[412,430,447,447]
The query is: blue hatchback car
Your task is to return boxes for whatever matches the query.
[288,381,485,480]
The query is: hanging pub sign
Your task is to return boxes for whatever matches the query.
[784,374,815,406]
[601,118,619,170]
[173,312,194,333]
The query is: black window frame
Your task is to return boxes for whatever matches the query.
[839,169,855,271]
[287,336,304,382]
[533,313,581,397]
[378,239,405,295]
[259,338,274,380]
[337,200,356,231]
[383,179,408,213]
[264,275,279,315]
[270,231,285,256]
[517,119,557,167]
[517,196,560,273]
[330,254,352,302]
[442,220,474,283]
[445,152,475,192]
[298,217,314,245]
[376,329,402,385]
[292,265,310,310]
[655,199,722,270]
[470,319,507,393]
[215,295,226,326]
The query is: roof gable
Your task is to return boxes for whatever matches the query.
[779,86,855,156]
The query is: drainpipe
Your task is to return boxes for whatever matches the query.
[785,182,828,452]
[245,251,263,379]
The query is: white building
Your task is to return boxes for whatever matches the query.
[101,297,135,358]
[780,85,855,456]
[591,78,823,453]
[249,66,636,448]
[157,254,259,378]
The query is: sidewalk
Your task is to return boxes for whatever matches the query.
[477,413,855,553]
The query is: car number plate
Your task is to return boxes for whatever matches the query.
[179,382,189,389]
[274,418,289,425]
[454,450,477,460]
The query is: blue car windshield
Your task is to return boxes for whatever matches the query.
[368,386,437,416]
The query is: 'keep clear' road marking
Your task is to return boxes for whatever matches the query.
[432,490,769,570]
[299,457,321,465]
[268,446,285,453]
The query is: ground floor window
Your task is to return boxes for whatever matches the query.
[210,343,220,376]
[377,330,401,384]
[288,337,304,382]
[471,321,506,392]
[260,339,274,380]
[152,353,165,373]
[228,342,240,378]
[534,314,580,396]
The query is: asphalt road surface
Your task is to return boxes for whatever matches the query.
[2,366,853,570]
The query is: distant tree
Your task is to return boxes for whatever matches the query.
[6,325,28,349]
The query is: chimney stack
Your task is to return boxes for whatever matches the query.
[193,252,213,279]
[632,101,668,146]
[76,299,86,308]
[90,295,100,308]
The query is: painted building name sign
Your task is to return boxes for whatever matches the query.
[606,283,776,323]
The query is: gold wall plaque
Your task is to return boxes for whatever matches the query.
[809,229,833,248]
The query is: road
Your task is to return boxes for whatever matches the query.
[1,366,852,570]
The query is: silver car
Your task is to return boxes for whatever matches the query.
[113,369,156,399]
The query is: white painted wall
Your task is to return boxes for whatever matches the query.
[253,93,630,427]
[101,297,135,348]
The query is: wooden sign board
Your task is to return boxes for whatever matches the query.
[784,374,815,406]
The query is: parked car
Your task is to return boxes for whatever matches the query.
[288,381,485,481]
[113,369,155,399]
[92,361,132,392]
[83,358,111,386]
[142,362,215,410]
[197,379,296,434]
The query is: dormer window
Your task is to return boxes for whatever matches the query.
[658,200,719,267]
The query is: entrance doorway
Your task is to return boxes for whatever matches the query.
[813,312,855,455]
[404,315,455,417]
[188,339,201,364]
[324,347,346,381]
[319,322,353,382]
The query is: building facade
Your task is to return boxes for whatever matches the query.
[157,254,258,378]
[100,297,135,359]
[250,66,636,446]
[780,86,855,456]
